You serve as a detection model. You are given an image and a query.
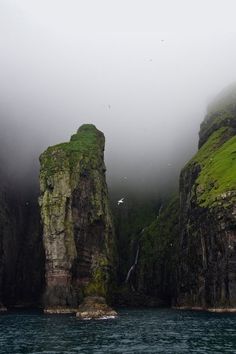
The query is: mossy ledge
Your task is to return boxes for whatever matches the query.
[39,124,116,314]
[183,126,236,208]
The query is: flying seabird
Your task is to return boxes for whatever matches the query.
[117,198,124,206]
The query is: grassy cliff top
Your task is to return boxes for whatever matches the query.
[186,126,236,208]
[70,124,105,147]
[40,124,105,177]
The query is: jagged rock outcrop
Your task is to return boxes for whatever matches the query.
[177,85,236,310]
[39,124,116,313]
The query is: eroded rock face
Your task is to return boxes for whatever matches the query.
[177,86,236,310]
[39,124,116,312]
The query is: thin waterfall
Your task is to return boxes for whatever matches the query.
[125,245,140,283]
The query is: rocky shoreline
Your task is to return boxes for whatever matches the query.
[44,308,78,315]
[173,306,236,313]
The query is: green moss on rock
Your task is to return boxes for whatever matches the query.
[39,124,116,311]
[39,124,105,180]
[84,256,110,298]
[136,196,180,303]
[177,85,236,309]
[184,127,236,207]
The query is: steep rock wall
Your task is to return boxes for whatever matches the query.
[136,197,180,305]
[113,197,179,307]
[39,124,116,312]
[177,87,236,310]
[0,177,44,309]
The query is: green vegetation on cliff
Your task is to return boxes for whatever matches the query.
[177,86,236,309]
[40,124,105,179]
[137,196,180,302]
[112,196,159,283]
[39,124,116,310]
[185,126,236,207]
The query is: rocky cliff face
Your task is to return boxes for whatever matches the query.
[136,197,179,305]
[123,85,236,310]
[112,196,179,307]
[0,179,12,311]
[39,124,116,312]
[0,176,44,309]
[177,86,236,310]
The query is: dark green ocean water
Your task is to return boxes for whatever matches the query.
[0,308,236,353]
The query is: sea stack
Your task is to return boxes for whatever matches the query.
[39,124,116,316]
[177,85,236,310]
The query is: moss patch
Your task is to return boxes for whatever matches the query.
[140,196,179,268]
[137,196,180,301]
[186,127,236,207]
[84,256,109,297]
[40,124,105,178]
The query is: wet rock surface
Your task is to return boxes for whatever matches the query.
[76,296,117,320]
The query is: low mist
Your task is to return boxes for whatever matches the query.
[1,1,236,197]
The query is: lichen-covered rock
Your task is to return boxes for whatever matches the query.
[39,124,116,313]
[177,86,236,310]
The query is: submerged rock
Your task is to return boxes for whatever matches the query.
[39,124,116,313]
[76,296,117,320]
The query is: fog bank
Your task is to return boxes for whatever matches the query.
[1,1,236,195]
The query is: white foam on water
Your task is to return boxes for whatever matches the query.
[97,316,117,320]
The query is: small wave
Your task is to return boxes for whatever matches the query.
[97,315,117,320]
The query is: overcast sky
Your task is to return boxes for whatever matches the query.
[1,0,236,194]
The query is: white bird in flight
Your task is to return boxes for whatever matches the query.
[117,198,124,206]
